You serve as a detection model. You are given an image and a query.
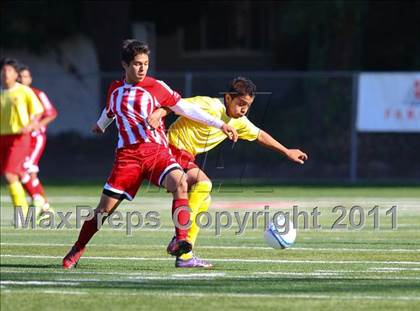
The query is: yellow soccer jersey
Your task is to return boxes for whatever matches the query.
[0,83,44,135]
[168,96,260,155]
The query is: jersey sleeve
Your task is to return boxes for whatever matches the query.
[105,81,121,117]
[38,91,57,117]
[183,96,223,118]
[236,116,260,141]
[155,80,181,107]
[26,87,44,117]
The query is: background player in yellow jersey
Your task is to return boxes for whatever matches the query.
[147,77,308,268]
[1,58,44,221]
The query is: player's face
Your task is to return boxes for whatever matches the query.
[225,94,254,118]
[123,53,149,83]
[1,65,18,86]
[19,69,32,86]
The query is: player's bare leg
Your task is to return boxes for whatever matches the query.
[168,167,214,268]
[62,194,122,269]
[161,169,193,257]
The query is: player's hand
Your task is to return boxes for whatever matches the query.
[146,111,162,130]
[91,123,105,135]
[221,124,238,142]
[22,121,40,134]
[286,149,308,164]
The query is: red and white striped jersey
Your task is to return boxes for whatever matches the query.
[31,87,58,133]
[106,77,181,149]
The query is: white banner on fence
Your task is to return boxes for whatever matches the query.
[357,73,420,132]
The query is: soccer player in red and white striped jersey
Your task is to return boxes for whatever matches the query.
[18,65,57,219]
[62,39,238,269]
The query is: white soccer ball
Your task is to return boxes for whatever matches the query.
[264,218,297,249]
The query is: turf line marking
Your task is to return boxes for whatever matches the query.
[41,290,87,295]
[4,268,420,282]
[1,289,86,295]
[253,271,342,276]
[369,267,420,271]
[1,288,420,301]
[171,273,225,278]
[0,270,162,277]
[2,254,420,265]
[1,242,419,253]
[0,280,80,286]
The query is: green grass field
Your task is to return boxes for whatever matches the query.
[1,184,419,310]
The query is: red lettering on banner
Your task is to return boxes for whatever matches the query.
[415,80,420,99]
[384,107,420,121]
[407,109,415,119]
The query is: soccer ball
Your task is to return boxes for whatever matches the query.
[264,218,297,249]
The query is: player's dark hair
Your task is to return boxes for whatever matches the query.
[228,77,256,98]
[0,57,20,72]
[121,39,150,65]
[19,64,30,73]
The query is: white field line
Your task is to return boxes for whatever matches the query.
[37,290,87,295]
[1,242,419,253]
[369,267,420,271]
[3,269,419,278]
[314,270,357,273]
[0,280,80,286]
[1,288,420,301]
[0,269,155,276]
[253,272,342,276]
[1,271,420,282]
[2,254,420,266]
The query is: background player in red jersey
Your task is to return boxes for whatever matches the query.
[62,39,238,269]
[18,65,57,219]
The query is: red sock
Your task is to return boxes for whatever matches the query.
[21,174,36,198]
[31,177,46,199]
[21,175,46,201]
[172,198,190,240]
[75,217,100,249]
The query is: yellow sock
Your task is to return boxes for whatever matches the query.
[188,195,211,246]
[179,181,212,261]
[8,181,29,216]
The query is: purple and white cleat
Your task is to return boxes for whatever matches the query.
[175,256,214,268]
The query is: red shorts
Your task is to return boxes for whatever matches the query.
[104,143,181,201]
[23,131,47,173]
[0,134,31,175]
[169,145,198,171]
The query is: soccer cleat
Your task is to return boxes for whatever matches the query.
[32,195,46,209]
[36,203,54,225]
[62,245,85,269]
[175,256,213,268]
[166,236,192,257]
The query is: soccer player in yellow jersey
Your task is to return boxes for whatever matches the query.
[1,58,44,220]
[147,77,308,268]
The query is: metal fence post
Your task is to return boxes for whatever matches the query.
[185,72,192,97]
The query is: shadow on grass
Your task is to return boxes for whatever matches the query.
[0,263,57,269]
[1,272,419,296]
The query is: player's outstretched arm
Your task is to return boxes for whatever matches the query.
[257,130,308,164]
[168,99,238,142]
